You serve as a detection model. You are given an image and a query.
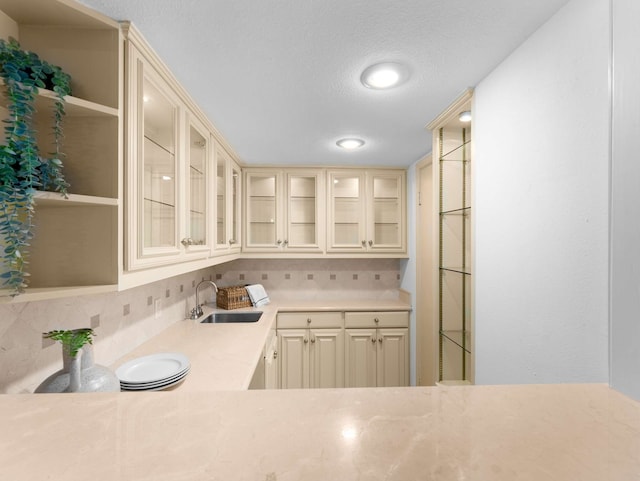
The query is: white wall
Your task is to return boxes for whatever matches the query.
[473,0,610,384]
[610,0,640,400]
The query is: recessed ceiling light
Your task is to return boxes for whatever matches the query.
[459,111,472,122]
[336,138,365,150]
[361,62,409,89]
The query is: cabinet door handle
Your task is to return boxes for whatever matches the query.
[361,240,367,247]
[181,237,193,247]
[378,338,383,343]
[368,240,373,247]
[374,317,379,323]
[310,335,316,343]
[229,239,236,245]
[283,239,288,246]
[277,239,282,245]
[273,350,278,359]
[304,338,309,344]
[307,318,312,324]
[371,337,377,343]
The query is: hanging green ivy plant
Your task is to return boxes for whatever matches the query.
[0,37,72,296]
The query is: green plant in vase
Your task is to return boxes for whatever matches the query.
[0,37,72,295]
[43,328,95,358]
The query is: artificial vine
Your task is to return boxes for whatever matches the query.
[0,37,71,295]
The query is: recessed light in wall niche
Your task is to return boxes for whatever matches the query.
[459,111,472,122]
[336,138,365,150]
[361,62,409,89]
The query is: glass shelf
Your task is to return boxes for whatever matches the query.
[440,330,471,354]
[440,206,471,216]
[440,266,471,276]
[441,140,472,161]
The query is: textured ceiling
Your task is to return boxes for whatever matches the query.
[78,0,570,167]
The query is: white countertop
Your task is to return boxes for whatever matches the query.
[1,384,638,480]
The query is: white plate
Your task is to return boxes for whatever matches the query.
[120,367,190,388]
[120,372,189,392]
[116,353,190,384]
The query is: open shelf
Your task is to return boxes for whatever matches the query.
[33,191,118,207]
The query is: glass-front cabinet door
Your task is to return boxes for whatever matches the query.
[245,170,281,250]
[327,170,366,252]
[142,75,178,253]
[366,171,405,252]
[285,171,324,252]
[213,145,241,255]
[185,114,209,255]
[230,162,241,251]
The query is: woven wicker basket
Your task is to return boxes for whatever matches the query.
[216,285,252,310]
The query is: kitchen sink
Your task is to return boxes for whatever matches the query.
[200,312,262,324]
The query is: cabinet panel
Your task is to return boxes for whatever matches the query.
[345,311,409,329]
[377,328,409,387]
[278,329,309,389]
[310,328,344,388]
[345,329,377,388]
[277,312,342,329]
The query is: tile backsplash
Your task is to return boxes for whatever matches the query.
[0,258,400,394]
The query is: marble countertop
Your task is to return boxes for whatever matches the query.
[1,384,638,480]
[110,297,412,392]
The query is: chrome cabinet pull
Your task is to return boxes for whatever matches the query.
[374,317,379,323]
[304,338,309,344]
[307,318,312,324]
[368,240,373,246]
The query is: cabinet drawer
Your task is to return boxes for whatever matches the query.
[345,311,409,328]
[277,311,343,329]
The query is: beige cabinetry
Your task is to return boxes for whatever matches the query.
[345,311,409,387]
[0,1,122,299]
[277,312,344,389]
[327,170,406,254]
[243,168,324,253]
[124,24,213,270]
[213,145,241,255]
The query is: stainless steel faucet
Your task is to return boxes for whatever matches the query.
[191,280,219,319]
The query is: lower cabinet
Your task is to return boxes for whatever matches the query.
[275,310,409,389]
[345,311,409,387]
[277,312,344,389]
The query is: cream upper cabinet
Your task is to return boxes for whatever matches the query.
[213,145,241,255]
[125,27,214,270]
[243,169,324,253]
[327,169,406,254]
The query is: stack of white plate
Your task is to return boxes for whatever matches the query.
[116,352,190,391]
